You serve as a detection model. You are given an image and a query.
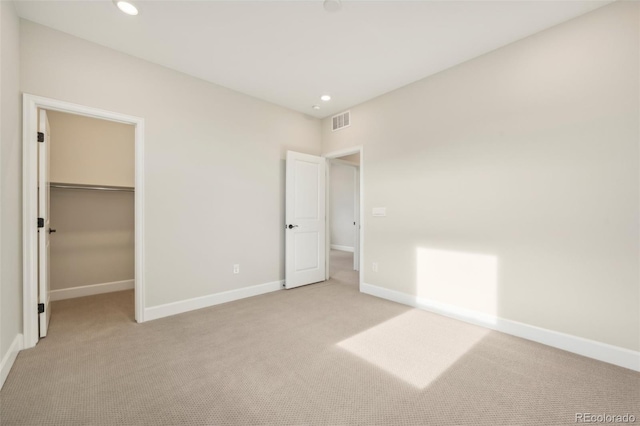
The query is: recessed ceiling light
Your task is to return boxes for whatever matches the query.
[115,1,138,16]
[323,0,342,13]
[312,105,321,110]
[320,95,331,102]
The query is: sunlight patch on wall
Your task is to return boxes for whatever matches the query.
[416,248,498,317]
[337,310,488,389]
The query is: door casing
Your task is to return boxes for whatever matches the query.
[22,94,146,348]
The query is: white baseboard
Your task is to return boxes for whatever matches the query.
[144,280,284,322]
[0,334,23,390]
[331,244,354,252]
[361,283,640,372]
[49,279,134,301]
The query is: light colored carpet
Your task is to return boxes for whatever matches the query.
[1,251,638,425]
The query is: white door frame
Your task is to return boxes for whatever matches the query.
[323,146,364,291]
[22,94,146,348]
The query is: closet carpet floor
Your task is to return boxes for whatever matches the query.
[1,251,638,425]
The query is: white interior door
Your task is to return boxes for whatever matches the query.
[285,151,326,289]
[38,109,52,338]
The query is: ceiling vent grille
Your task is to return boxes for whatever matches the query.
[332,111,351,132]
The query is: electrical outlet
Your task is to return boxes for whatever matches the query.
[372,262,378,272]
[233,264,240,274]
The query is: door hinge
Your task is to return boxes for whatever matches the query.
[37,218,44,228]
[37,132,44,142]
[38,303,44,314]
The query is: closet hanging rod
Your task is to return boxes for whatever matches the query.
[50,183,135,192]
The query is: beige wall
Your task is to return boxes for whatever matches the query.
[1,1,22,362]
[48,111,135,187]
[340,153,360,164]
[50,189,134,290]
[20,20,322,307]
[322,2,639,351]
[48,111,135,291]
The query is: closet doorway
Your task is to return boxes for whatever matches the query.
[23,95,145,349]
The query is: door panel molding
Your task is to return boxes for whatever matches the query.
[285,151,326,289]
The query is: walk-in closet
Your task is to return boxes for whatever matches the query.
[46,110,135,322]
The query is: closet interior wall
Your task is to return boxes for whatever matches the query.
[47,111,135,298]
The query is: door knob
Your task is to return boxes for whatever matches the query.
[48,228,56,234]
[287,224,299,229]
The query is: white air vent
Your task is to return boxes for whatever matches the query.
[332,111,351,132]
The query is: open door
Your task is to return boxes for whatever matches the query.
[285,151,326,289]
[38,109,52,338]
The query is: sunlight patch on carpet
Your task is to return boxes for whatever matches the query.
[337,310,488,389]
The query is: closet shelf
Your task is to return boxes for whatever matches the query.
[50,182,135,192]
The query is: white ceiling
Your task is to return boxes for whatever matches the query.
[15,0,611,118]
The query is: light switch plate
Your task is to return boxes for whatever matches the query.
[372,207,386,217]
